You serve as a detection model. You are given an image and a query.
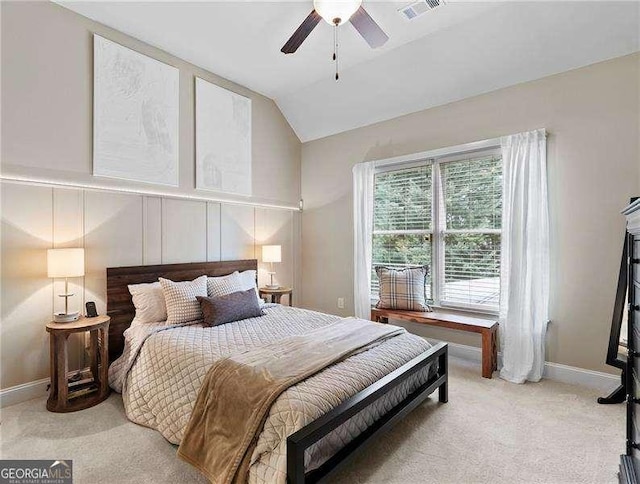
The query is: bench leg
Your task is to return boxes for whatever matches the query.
[481,328,497,378]
[371,312,388,324]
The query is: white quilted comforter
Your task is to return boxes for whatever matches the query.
[109,305,434,483]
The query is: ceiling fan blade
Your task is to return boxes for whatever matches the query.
[349,6,389,49]
[281,10,322,54]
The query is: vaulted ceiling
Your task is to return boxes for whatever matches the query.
[58,1,640,142]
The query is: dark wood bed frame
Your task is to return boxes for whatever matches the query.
[106,259,449,484]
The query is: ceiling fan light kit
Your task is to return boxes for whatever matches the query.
[314,0,362,25]
[281,0,389,81]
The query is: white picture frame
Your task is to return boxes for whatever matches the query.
[195,77,252,196]
[93,35,179,187]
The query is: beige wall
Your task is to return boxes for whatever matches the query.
[0,181,299,389]
[1,1,301,206]
[0,1,302,390]
[301,53,640,374]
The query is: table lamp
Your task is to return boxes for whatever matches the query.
[262,245,281,289]
[48,248,85,323]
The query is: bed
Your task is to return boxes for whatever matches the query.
[106,260,448,484]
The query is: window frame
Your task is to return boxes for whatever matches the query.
[371,144,502,315]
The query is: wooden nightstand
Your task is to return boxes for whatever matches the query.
[46,315,110,412]
[259,287,293,306]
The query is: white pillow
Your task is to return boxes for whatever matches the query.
[207,272,243,298]
[238,270,262,303]
[159,276,208,324]
[207,270,263,306]
[128,282,167,324]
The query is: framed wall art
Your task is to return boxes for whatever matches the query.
[93,35,179,186]
[195,77,252,196]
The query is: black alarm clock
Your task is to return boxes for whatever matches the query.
[86,301,98,318]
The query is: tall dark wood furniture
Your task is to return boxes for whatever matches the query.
[620,199,640,483]
[46,315,110,412]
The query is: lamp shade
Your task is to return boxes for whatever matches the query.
[47,248,85,278]
[262,245,282,264]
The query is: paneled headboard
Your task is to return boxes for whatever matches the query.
[106,259,258,362]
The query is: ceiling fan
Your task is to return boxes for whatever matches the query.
[281,0,389,80]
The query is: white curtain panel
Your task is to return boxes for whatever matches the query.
[499,129,550,384]
[353,161,376,319]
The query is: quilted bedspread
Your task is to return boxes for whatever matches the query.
[109,305,434,484]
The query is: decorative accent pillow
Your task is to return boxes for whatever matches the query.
[159,275,208,324]
[128,281,167,324]
[207,270,264,306]
[207,272,242,298]
[196,289,265,327]
[375,266,431,311]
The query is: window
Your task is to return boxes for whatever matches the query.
[371,150,502,312]
[372,164,432,299]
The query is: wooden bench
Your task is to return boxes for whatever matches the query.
[371,308,498,379]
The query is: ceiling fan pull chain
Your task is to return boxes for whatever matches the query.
[333,23,336,62]
[334,22,339,81]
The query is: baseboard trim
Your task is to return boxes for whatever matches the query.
[0,342,621,407]
[543,361,620,392]
[427,339,620,392]
[0,378,49,409]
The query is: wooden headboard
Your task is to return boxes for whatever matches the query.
[106,259,258,362]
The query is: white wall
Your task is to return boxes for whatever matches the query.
[0,1,302,390]
[300,53,640,375]
[0,181,298,389]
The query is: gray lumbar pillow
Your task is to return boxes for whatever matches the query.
[196,289,265,327]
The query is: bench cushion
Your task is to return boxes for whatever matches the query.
[375,266,431,311]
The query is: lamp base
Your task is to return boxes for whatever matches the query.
[266,284,280,289]
[53,311,80,323]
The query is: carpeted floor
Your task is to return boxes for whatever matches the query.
[0,359,624,484]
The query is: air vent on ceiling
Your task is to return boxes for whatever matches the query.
[399,0,443,20]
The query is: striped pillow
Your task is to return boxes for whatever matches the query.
[375,266,431,311]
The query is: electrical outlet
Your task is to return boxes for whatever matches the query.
[337,297,345,309]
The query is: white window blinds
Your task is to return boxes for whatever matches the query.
[370,149,502,312]
[440,155,502,309]
[372,165,433,299]
[374,165,432,231]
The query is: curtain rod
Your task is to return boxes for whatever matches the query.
[373,137,502,168]
[371,130,547,169]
